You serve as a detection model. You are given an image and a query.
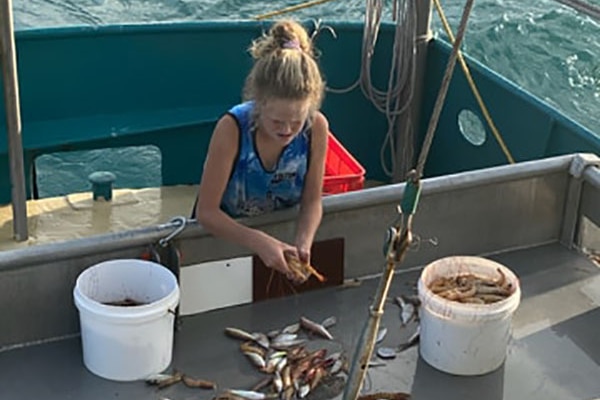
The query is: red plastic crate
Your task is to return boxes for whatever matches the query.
[322,131,366,195]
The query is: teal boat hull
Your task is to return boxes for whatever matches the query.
[0,21,598,203]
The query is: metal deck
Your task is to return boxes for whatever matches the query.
[1,242,598,400]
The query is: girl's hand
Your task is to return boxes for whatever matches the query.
[296,243,311,265]
[256,236,298,281]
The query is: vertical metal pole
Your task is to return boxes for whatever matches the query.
[1,0,28,241]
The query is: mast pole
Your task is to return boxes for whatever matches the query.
[1,0,29,241]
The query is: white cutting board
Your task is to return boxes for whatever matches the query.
[179,256,253,315]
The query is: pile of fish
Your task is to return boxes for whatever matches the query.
[146,306,420,399]
[375,294,421,360]
[428,268,514,304]
[218,316,346,400]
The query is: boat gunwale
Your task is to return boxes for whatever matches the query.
[0,153,585,272]
[13,19,391,38]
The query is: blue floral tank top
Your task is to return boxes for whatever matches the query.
[220,101,310,218]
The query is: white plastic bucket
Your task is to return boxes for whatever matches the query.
[73,259,180,381]
[417,256,521,376]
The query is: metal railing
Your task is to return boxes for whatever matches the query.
[0,0,27,241]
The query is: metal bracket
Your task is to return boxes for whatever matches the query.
[561,153,600,249]
[569,153,600,179]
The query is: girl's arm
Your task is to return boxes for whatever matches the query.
[195,115,296,277]
[295,111,329,263]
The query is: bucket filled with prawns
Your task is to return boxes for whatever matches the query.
[417,256,521,376]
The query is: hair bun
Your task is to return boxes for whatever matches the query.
[270,19,313,55]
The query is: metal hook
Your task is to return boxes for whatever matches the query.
[409,234,439,251]
[310,18,338,42]
[158,216,187,247]
[383,204,410,258]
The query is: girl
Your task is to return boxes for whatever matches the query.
[194,19,329,282]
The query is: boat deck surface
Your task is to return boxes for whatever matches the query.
[1,242,599,400]
[0,181,389,252]
[0,186,198,251]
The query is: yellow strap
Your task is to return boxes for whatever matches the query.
[253,0,338,20]
[433,0,515,164]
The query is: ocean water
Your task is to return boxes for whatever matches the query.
[11,0,600,197]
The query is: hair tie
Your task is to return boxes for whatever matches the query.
[282,39,301,50]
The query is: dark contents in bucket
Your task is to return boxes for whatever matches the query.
[428,268,513,304]
[103,297,146,307]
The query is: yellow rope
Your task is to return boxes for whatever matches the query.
[433,0,515,164]
[253,0,338,20]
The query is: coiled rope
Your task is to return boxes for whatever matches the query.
[327,0,418,179]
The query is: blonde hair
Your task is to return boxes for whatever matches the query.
[243,19,325,116]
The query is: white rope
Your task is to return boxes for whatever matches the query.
[327,0,418,178]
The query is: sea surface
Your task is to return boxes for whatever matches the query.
[10,0,600,197]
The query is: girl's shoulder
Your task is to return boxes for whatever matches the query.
[312,111,329,130]
[310,111,329,142]
[210,113,240,152]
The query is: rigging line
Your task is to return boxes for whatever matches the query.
[554,0,600,21]
[433,0,515,164]
[415,0,476,179]
[253,0,338,20]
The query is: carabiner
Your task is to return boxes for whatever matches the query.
[158,216,187,247]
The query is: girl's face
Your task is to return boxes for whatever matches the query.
[257,98,311,145]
